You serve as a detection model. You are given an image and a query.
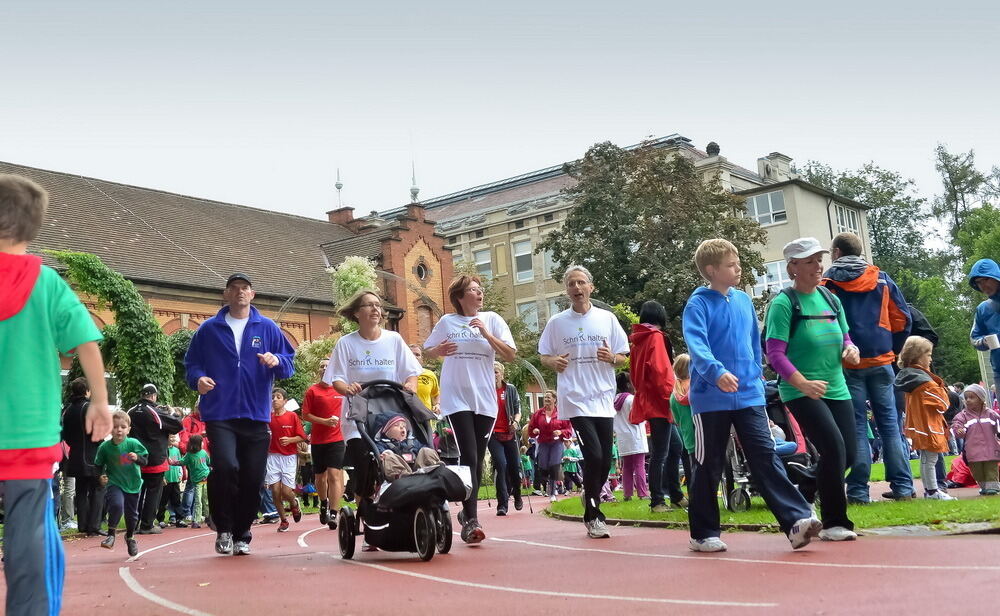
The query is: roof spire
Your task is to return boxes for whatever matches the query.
[410,160,420,203]
[335,168,344,207]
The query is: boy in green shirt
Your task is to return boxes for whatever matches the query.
[158,433,186,528]
[94,411,149,556]
[1,174,112,615]
[175,434,211,527]
[562,440,582,492]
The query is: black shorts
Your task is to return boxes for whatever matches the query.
[312,441,346,473]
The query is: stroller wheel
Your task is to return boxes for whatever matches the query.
[413,507,436,562]
[728,488,751,512]
[338,507,356,560]
[435,507,453,554]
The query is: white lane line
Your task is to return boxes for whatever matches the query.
[126,532,215,563]
[119,567,215,616]
[488,536,1000,571]
[297,526,326,548]
[336,556,775,607]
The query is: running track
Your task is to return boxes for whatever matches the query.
[15,500,1000,616]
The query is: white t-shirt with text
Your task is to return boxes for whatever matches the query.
[538,306,629,419]
[423,312,516,418]
[323,329,422,440]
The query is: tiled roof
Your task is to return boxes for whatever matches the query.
[320,227,397,267]
[1,161,370,304]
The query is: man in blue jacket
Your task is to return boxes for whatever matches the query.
[968,259,1000,389]
[184,273,294,556]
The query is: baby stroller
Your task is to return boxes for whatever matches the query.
[721,382,818,512]
[337,380,471,562]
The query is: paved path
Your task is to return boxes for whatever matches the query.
[13,498,1000,616]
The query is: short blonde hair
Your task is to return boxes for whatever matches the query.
[112,410,131,427]
[672,353,691,380]
[694,238,738,279]
[898,335,933,368]
[337,289,382,323]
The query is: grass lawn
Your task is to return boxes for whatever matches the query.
[549,491,1000,531]
[869,455,957,482]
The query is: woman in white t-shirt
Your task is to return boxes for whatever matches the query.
[323,289,421,518]
[539,265,629,539]
[424,274,516,545]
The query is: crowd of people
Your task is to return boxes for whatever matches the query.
[4,171,1000,616]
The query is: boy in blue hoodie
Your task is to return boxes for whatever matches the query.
[968,258,1000,389]
[682,239,820,553]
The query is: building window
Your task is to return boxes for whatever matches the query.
[835,204,861,235]
[415,263,428,280]
[474,248,492,278]
[513,220,525,229]
[745,190,787,226]
[753,260,793,297]
[474,229,485,238]
[513,240,533,283]
[547,297,564,320]
[517,301,539,332]
[452,251,463,266]
[447,236,458,245]
[543,248,556,279]
[543,213,554,222]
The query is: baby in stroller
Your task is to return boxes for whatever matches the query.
[375,412,444,481]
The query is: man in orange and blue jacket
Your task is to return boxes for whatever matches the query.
[823,232,914,503]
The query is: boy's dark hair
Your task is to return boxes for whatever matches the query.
[638,300,668,329]
[272,387,287,399]
[953,382,966,391]
[188,434,204,453]
[0,174,48,243]
[69,377,89,398]
[831,232,863,257]
[616,371,632,394]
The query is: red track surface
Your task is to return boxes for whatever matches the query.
[7,500,1000,616]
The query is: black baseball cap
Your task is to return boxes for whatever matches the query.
[141,383,159,396]
[226,272,253,288]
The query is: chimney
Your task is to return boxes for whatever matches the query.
[327,207,356,227]
[757,152,794,182]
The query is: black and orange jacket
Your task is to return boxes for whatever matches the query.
[822,256,911,369]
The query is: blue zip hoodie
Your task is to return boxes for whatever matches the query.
[682,286,765,413]
[968,259,1000,373]
[184,305,295,423]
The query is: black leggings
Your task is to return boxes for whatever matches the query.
[450,411,496,520]
[570,416,614,522]
[785,397,857,530]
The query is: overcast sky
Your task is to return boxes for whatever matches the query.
[2,1,997,222]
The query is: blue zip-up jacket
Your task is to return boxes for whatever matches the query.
[682,286,765,414]
[184,305,295,423]
[968,259,1000,373]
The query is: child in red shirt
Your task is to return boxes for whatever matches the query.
[266,388,307,532]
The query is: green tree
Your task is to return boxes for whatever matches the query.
[168,329,198,409]
[49,250,174,405]
[452,260,509,315]
[330,256,379,333]
[275,335,340,403]
[933,144,1000,242]
[801,161,931,276]
[539,141,766,343]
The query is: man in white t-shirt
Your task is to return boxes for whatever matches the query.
[539,265,628,539]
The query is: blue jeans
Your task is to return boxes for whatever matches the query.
[845,365,914,501]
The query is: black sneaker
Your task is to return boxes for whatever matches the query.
[126,537,139,557]
[513,493,524,511]
[460,519,485,544]
[496,507,507,517]
[319,500,329,525]
[101,531,116,550]
[881,490,913,501]
[174,520,188,528]
[215,532,234,555]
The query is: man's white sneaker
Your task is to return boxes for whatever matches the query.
[788,516,823,549]
[689,537,727,552]
[925,490,956,501]
[586,519,611,539]
[818,526,858,541]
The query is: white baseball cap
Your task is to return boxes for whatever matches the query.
[783,237,828,262]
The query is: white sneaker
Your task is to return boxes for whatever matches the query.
[233,541,251,555]
[788,516,823,549]
[586,519,610,539]
[818,526,858,541]
[689,537,727,552]
[550,495,557,503]
[63,520,78,530]
[925,490,956,501]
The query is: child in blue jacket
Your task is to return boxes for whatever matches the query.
[682,239,820,553]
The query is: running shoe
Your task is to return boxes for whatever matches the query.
[460,519,485,544]
[925,490,956,501]
[549,495,557,503]
[319,500,329,525]
[174,520,188,528]
[881,490,914,501]
[689,537,727,552]
[586,519,610,539]
[291,499,302,523]
[101,531,116,550]
[787,516,823,549]
[671,497,689,508]
[650,504,672,513]
[191,522,201,529]
[278,520,290,532]
[818,526,858,541]
[496,507,507,516]
[513,492,524,511]
[215,532,234,555]
[233,540,251,555]
[126,538,139,557]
